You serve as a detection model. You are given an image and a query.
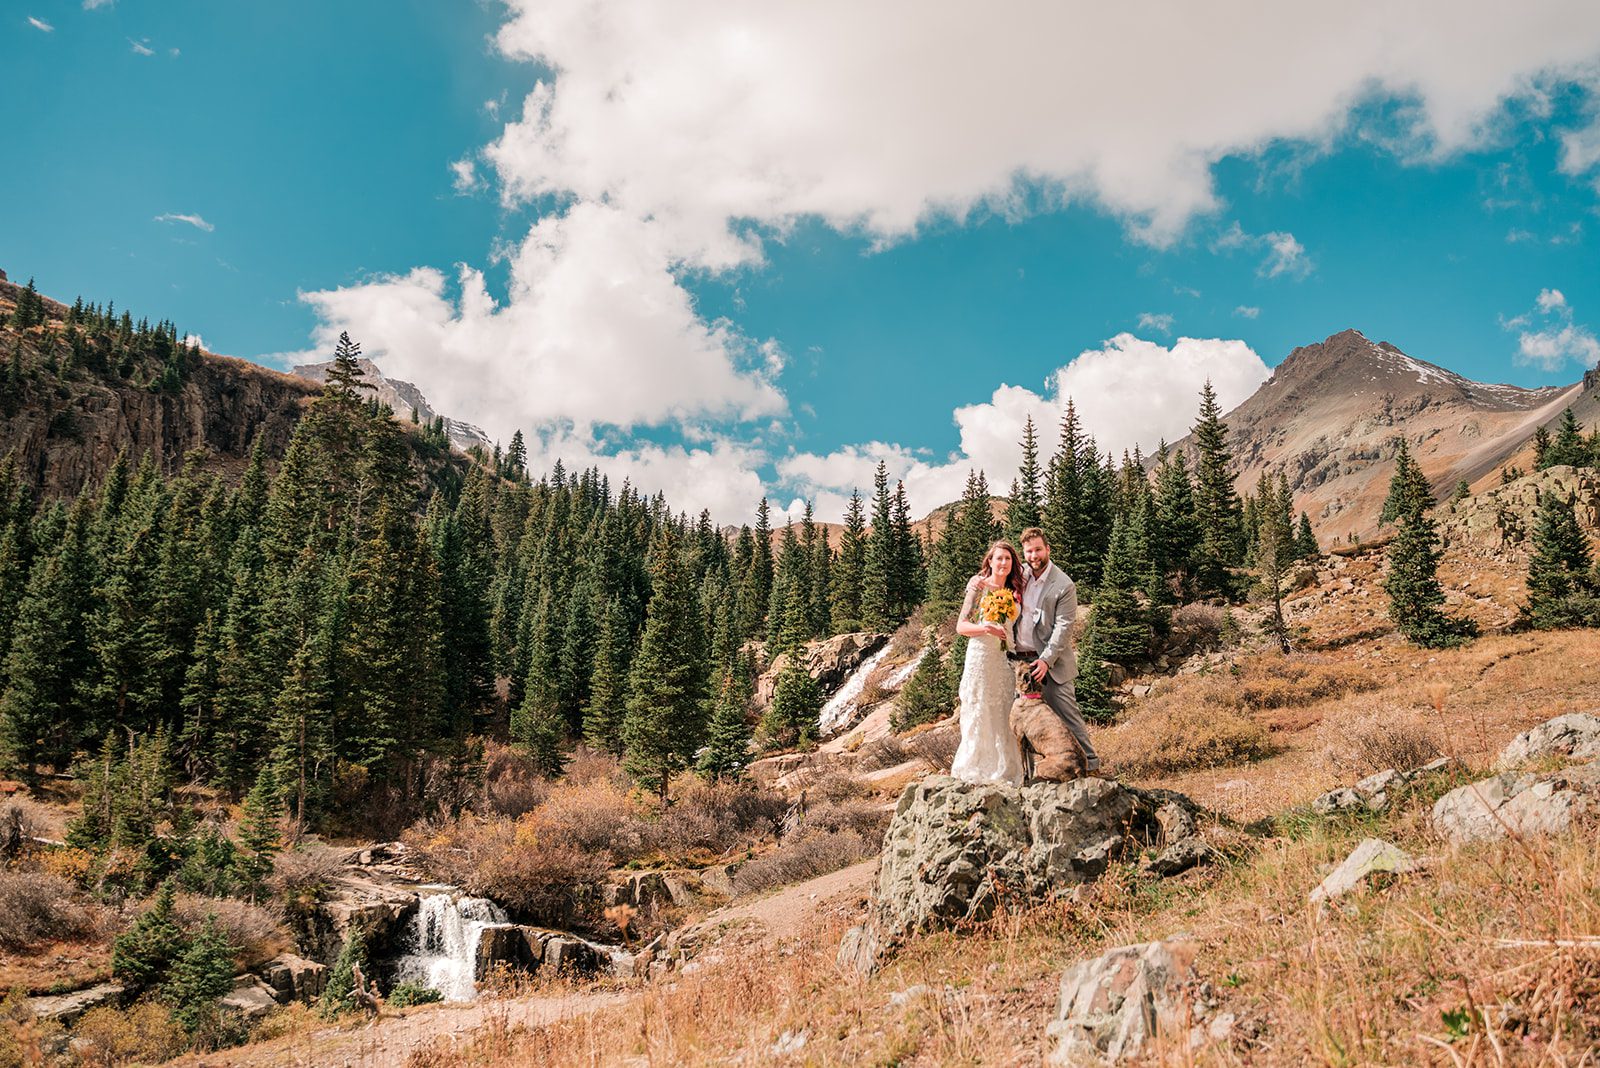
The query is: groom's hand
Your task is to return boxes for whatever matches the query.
[1029,659,1048,682]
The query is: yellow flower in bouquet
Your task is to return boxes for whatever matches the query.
[977,586,1019,650]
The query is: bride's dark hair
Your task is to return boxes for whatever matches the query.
[977,539,1027,602]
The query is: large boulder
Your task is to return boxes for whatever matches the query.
[1496,713,1600,770]
[839,775,1207,973]
[1431,762,1600,845]
[1045,938,1201,1066]
[28,981,126,1025]
[220,976,282,1021]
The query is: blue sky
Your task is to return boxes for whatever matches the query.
[6,2,1600,522]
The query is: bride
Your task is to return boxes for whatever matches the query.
[949,539,1027,787]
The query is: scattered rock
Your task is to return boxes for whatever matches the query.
[1309,838,1417,907]
[1145,837,1214,878]
[1496,713,1600,770]
[1312,756,1456,815]
[1431,763,1600,844]
[28,981,126,1025]
[771,1028,809,1055]
[1045,938,1199,1066]
[220,976,282,1021]
[257,954,327,1005]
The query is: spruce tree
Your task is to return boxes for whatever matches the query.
[1379,439,1431,527]
[1074,614,1115,723]
[759,659,823,750]
[889,480,923,619]
[1544,408,1591,468]
[1043,401,1084,581]
[584,596,633,755]
[1091,514,1150,666]
[1153,442,1200,588]
[831,491,867,632]
[861,462,896,631]
[622,529,705,800]
[698,673,754,781]
[1523,492,1600,629]
[164,914,236,1033]
[1007,415,1044,538]
[1191,381,1244,594]
[320,929,370,1018]
[236,765,284,899]
[112,880,186,992]
[890,637,954,733]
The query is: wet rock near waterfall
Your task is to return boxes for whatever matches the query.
[754,631,889,709]
[839,775,1213,974]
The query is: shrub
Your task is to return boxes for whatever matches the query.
[0,870,96,950]
[732,831,877,896]
[405,816,611,929]
[1317,707,1441,779]
[388,981,444,1008]
[72,1001,188,1067]
[903,725,959,773]
[0,798,53,860]
[1100,703,1273,777]
[266,842,345,916]
[171,893,291,968]
[481,740,549,818]
[1165,602,1226,658]
[855,736,911,772]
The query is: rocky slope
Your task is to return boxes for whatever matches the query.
[291,356,492,453]
[1172,328,1599,542]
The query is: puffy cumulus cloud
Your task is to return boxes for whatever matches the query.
[779,335,1269,519]
[1506,289,1600,371]
[271,201,786,447]
[488,0,1600,258]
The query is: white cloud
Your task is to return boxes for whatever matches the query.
[130,38,154,56]
[449,159,484,194]
[1506,289,1600,371]
[154,212,214,232]
[1137,312,1174,334]
[1214,223,1314,278]
[182,333,205,351]
[1506,227,1536,243]
[269,201,785,447]
[280,0,1600,521]
[780,334,1269,518]
[82,0,114,8]
[1233,305,1261,319]
[27,16,52,31]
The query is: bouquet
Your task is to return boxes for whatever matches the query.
[977,586,1019,650]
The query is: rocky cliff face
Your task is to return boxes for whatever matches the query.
[1438,464,1600,558]
[0,275,317,496]
[291,356,492,452]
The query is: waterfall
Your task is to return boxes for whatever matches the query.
[392,891,509,1002]
[818,645,894,736]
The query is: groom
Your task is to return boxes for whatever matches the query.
[1012,528,1101,775]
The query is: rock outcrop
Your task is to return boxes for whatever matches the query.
[1431,763,1600,844]
[839,775,1212,974]
[1312,756,1456,816]
[1439,466,1600,555]
[27,981,126,1025]
[756,632,889,709]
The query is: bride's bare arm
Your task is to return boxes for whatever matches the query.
[954,576,1003,638]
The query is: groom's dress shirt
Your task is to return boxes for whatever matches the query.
[1019,568,1046,653]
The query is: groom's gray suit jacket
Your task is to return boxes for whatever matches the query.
[1021,562,1078,685]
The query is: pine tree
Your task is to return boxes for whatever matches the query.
[164,914,236,1033]
[622,529,706,800]
[320,929,370,1018]
[1153,442,1200,588]
[1091,514,1150,666]
[112,880,186,992]
[698,672,754,781]
[736,498,774,640]
[236,766,284,899]
[1544,408,1591,468]
[1074,613,1115,723]
[1294,512,1319,560]
[890,636,954,732]
[830,491,867,632]
[1007,415,1044,538]
[1254,500,1294,654]
[889,480,923,619]
[1380,456,1477,649]
[1043,401,1084,581]
[1379,439,1432,526]
[584,596,633,755]
[1532,425,1553,469]
[1191,381,1244,594]
[861,463,896,631]
[1522,492,1600,629]
[1451,480,1472,505]
[759,659,823,750]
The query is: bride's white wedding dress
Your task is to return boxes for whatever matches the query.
[950,596,1025,787]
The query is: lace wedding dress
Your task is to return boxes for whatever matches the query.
[950,608,1025,787]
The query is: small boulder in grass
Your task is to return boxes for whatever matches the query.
[1309,838,1416,908]
[1496,713,1600,770]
